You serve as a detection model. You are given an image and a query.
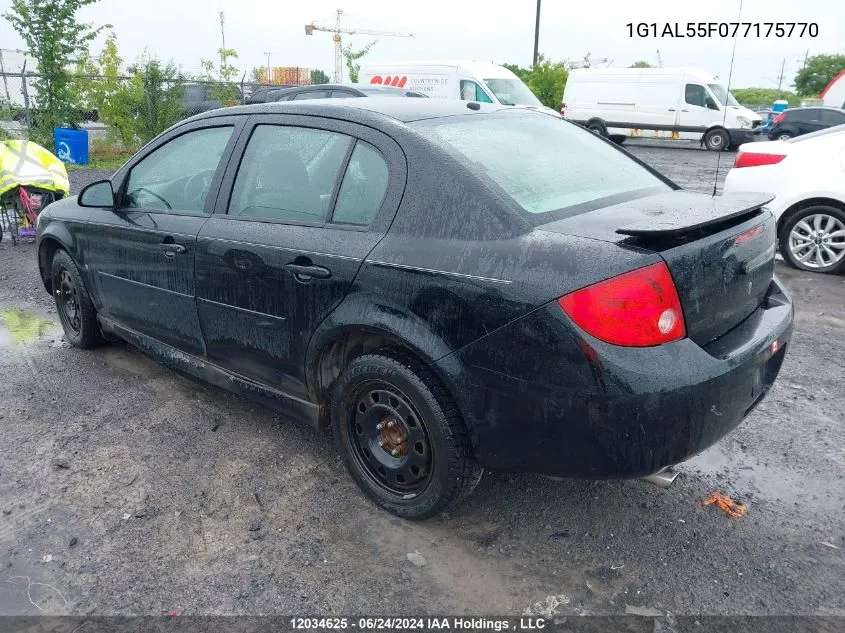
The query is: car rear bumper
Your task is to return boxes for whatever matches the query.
[437,276,793,478]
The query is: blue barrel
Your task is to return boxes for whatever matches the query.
[53,127,89,166]
[771,100,789,113]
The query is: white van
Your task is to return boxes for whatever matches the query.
[562,68,762,150]
[358,61,556,113]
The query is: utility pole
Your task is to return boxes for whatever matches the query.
[0,49,10,102]
[264,52,272,84]
[219,10,226,78]
[777,58,786,90]
[533,0,541,67]
[802,49,809,68]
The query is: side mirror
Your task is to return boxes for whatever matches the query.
[705,97,719,111]
[78,179,116,208]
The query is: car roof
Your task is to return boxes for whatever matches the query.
[786,106,844,112]
[191,97,517,124]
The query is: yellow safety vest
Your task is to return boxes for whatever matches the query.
[0,139,70,198]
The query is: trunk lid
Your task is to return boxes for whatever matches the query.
[539,191,777,346]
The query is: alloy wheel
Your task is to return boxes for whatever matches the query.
[788,213,845,269]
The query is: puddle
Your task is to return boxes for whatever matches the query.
[0,309,60,346]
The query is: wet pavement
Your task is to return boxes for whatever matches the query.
[0,146,842,617]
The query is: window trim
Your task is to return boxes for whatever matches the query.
[115,120,243,217]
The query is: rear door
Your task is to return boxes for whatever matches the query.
[195,114,406,398]
[85,117,243,354]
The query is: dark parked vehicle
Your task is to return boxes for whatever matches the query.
[181,82,244,118]
[266,83,427,101]
[768,106,845,140]
[245,85,295,104]
[36,99,793,518]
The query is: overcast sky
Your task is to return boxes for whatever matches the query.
[1,0,842,89]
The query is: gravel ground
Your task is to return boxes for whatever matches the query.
[0,144,843,618]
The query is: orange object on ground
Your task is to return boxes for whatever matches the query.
[703,492,747,518]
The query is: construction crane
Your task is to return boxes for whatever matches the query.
[305,10,414,83]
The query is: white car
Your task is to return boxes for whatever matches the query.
[724,124,845,273]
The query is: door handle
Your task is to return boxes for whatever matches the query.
[668,108,676,112]
[284,263,331,281]
[160,243,186,257]
[681,109,690,112]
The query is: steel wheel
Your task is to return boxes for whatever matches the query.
[57,267,82,334]
[348,380,433,496]
[787,213,845,270]
[777,133,792,141]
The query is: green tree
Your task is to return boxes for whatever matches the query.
[524,54,568,109]
[731,87,799,107]
[342,40,377,83]
[126,58,184,144]
[200,47,240,105]
[310,69,330,85]
[629,60,652,68]
[794,54,845,97]
[4,0,109,144]
[502,63,531,81]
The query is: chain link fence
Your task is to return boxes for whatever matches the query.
[1,70,286,156]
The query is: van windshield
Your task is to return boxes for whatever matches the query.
[483,78,543,107]
[413,113,670,217]
[708,84,740,107]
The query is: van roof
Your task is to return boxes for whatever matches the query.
[361,60,517,79]
[568,67,720,81]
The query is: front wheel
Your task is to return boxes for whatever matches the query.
[331,350,482,519]
[703,128,729,151]
[779,205,845,273]
[51,249,104,348]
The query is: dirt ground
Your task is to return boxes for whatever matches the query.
[0,144,843,617]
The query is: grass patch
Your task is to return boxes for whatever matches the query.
[66,140,135,172]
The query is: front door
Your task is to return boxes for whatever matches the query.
[195,114,404,398]
[85,120,242,355]
[676,83,718,137]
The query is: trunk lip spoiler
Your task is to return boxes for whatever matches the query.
[616,192,775,237]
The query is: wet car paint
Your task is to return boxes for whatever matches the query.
[36,99,793,479]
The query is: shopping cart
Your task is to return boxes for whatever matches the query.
[0,139,70,244]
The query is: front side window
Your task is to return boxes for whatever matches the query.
[228,125,351,223]
[460,80,493,103]
[332,142,389,225]
[414,113,669,218]
[124,126,233,214]
[684,84,707,107]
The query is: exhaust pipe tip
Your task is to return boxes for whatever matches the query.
[641,467,679,489]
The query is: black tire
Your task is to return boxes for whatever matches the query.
[331,350,482,519]
[586,119,607,137]
[51,249,104,348]
[703,128,729,151]
[609,134,627,145]
[776,132,792,141]
[778,204,845,274]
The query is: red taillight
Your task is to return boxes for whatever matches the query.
[558,262,686,347]
[733,152,786,168]
[774,113,786,124]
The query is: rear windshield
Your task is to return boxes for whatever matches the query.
[413,113,670,216]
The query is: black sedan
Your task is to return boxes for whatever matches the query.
[768,106,845,140]
[266,83,426,101]
[36,99,793,519]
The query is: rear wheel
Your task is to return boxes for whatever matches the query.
[51,249,103,348]
[779,205,845,273]
[703,128,729,151]
[331,350,482,519]
[776,132,793,141]
[586,120,607,137]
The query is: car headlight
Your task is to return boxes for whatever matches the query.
[736,116,752,129]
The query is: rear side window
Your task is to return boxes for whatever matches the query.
[292,90,330,100]
[820,109,845,125]
[228,125,352,223]
[414,114,670,216]
[332,142,389,225]
[786,109,814,122]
